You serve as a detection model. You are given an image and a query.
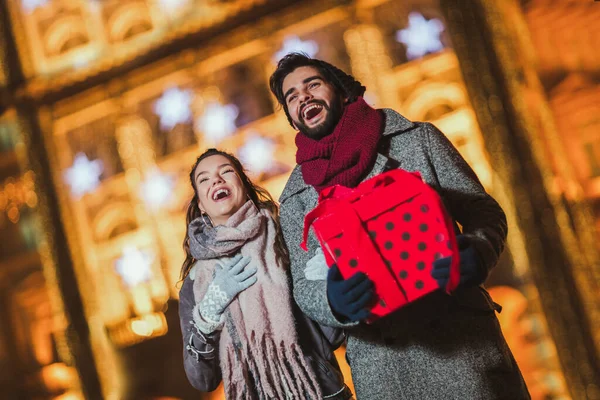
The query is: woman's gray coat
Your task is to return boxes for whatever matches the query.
[279,109,530,400]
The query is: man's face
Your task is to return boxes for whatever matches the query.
[281,66,345,139]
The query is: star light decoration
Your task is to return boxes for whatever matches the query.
[274,36,319,62]
[238,135,276,175]
[63,153,104,198]
[115,246,154,288]
[153,87,194,130]
[195,102,239,144]
[140,168,174,211]
[21,0,48,13]
[396,12,445,60]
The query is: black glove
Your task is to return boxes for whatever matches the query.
[431,235,486,289]
[326,264,374,322]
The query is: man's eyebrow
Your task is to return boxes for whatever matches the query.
[284,75,322,100]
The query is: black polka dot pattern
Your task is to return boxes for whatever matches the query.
[309,170,462,320]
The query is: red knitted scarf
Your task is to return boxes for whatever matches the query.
[295,97,383,192]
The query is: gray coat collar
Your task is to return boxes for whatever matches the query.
[279,109,415,203]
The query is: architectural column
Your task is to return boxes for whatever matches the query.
[440,1,600,398]
[0,2,103,399]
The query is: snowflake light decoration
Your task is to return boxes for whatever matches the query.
[396,12,445,60]
[195,102,239,144]
[115,246,154,288]
[274,36,319,62]
[153,87,194,130]
[21,0,48,13]
[63,153,103,198]
[140,169,174,210]
[238,135,276,174]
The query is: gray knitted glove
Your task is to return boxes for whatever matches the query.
[196,255,257,330]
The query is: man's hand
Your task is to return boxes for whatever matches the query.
[305,248,329,281]
[431,235,485,289]
[326,264,374,322]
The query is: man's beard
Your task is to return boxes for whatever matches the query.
[295,98,344,140]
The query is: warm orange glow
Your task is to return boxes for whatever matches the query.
[130,319,153,337]
[488,286,570,399]
[53,391,84,400]
[40,362,78,393]
[108,312,169,347]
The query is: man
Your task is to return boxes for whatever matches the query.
[269,53,530,400]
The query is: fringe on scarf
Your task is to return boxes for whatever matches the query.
[223,334,322,399]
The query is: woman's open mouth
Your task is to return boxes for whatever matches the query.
[212,188,231,202]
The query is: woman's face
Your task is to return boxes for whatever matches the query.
[193,154,248,226]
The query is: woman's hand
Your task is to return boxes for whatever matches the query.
[198,254,257,324]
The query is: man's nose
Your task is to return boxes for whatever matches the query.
[299,91,313,103]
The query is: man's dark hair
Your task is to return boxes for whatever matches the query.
[269,52,366,127]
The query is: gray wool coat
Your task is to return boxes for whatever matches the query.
[279,109,530,400]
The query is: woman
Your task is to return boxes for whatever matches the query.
[178,148,352,399]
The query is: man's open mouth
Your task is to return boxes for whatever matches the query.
[302,103,324,122]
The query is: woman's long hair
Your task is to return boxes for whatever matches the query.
[180,148,290,280]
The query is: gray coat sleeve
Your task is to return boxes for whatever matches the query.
[425,122,508,278]
[178,276,222,392]
[280,194,358,329]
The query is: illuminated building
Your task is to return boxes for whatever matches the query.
[0,0,598,398]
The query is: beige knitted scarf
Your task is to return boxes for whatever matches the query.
[189,200,321,399]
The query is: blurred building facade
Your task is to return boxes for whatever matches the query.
[0,0,598,399]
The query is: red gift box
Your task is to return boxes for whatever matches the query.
[301,169,460,321]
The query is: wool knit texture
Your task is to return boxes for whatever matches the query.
[188,201,321,399]
[295,97,383,192]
